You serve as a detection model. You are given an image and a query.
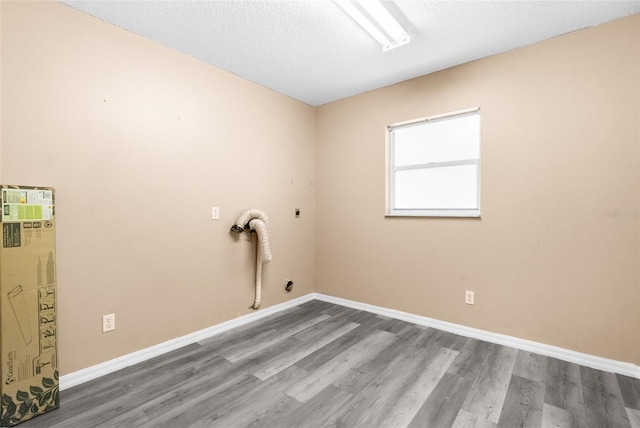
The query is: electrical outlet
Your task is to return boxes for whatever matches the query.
[102,313,115,332]
[465,291,475,305]
[211,207,220,220]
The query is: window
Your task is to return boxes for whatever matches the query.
[386,108,481,217]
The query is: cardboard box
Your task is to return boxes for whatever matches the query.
[0,186,58,426]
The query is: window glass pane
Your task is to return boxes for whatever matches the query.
[394,165,478,209]
[394,113,480,166]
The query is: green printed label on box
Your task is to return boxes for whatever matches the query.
[2,189,53,222]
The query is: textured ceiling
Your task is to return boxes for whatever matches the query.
[60,1,640,106]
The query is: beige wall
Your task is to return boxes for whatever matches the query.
[1,1,316,374]
[316,14,640,365]
[2,1,638,375]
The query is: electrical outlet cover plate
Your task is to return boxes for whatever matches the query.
[103,313,115,332]
[465,291,475,305]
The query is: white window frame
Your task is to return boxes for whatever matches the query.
[386,107,481,218]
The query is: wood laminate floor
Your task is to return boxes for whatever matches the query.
[20,300,640,427]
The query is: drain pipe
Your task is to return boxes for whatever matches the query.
[231,209,272,310]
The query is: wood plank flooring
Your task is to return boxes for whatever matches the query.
[19,300,640,427]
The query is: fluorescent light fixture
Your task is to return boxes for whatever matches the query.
[334,0,410,52]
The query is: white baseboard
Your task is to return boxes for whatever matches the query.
[314,293,640,379]
[60,292,639,389]
[59,294,315,390]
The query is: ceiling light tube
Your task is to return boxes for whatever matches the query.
[356,0,409,47]
[334,0,410,52]
[334,0,391,47]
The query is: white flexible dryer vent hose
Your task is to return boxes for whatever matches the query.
[248,218,272,263]
[231,209,272,310]
[231,208,269,233]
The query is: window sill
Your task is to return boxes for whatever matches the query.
[386,209,481,218]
